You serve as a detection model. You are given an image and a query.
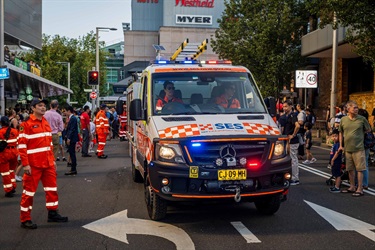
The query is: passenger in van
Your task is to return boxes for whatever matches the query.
[215,84,241,108]
[155,81,183,111]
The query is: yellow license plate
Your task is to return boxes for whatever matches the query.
[218,169,247,181]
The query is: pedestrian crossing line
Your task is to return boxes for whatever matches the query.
[299,164,375,196]
[231,221,261,243]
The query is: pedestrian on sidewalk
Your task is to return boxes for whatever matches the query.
[0,116,19,197]
[80,105,91,157]
[279,100,300,185]
[64,106,79,176]
[303,122,316,164]
[18,98,68,229]
[329,129,342,193]
[339,100,371,197]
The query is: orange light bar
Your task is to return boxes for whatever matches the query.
[184,146,193,163]
[159,140,180,144]
[172,189,284,199]
[268,143,275,159]
[278,137,289,141]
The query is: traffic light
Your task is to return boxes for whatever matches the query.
[87,70,99,85]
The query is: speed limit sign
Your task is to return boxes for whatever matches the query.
[90,91,97,99]
[295,70,318,88]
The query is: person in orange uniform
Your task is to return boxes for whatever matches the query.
[0,116,19,198]
[119,102,127,141]
[95,104,110,158]
[19,98,68,229]
[215,84,241,109]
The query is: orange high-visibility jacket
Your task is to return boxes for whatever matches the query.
[95,110,109,134]
[18,114,55,168]
[119,111,127,126]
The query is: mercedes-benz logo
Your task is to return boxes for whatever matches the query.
[219,144,236,158]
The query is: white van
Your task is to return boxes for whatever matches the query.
[128,59,291,220]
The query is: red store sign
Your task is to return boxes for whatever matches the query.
[175,0,214,8]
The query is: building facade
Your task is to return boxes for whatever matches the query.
[120,0,225,82]
[301,24,375,125]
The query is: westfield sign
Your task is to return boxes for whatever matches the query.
[175,0,214,8]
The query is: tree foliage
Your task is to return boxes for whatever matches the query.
[306,0,375,67]
[211,0,307,97]
[22,33,110,107]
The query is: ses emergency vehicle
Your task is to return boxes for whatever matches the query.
[126,43,291,221]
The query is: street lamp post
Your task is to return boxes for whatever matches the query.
[56,62,71,104]
[95,27,117,109]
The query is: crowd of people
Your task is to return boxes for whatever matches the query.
[277,99,375,196]
[0,99,128,229]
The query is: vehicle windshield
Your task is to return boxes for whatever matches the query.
[152,72,267,115]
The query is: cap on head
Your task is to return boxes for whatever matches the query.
[100,103,107,109]
[30,98,48,107]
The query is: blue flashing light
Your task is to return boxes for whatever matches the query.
[182,60,193,64]
[191,143,201,147]
[155,60,169,64]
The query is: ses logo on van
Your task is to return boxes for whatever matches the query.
[176,15,212,25]
[214,123,244,130]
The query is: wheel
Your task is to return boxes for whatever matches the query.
[145,182,167,221]
[254,195,281,215]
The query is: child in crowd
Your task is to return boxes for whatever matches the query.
[329,129,342,193]
[302,122,316,164]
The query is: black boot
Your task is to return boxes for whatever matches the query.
[48,210,68,222]
[5,192,14,198]
[21,220,37,229]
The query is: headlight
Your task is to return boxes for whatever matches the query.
[156,143,186,163]
[273,140,286,159]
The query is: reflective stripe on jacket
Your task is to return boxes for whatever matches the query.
[18,114,55,167]
[95,110,109,133]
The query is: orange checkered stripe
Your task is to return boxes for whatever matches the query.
[159,124,201,139]
[242,123,281,135]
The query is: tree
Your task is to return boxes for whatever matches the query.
[22,32,109,106]
[211,0,307,97]
[306,0,375,67]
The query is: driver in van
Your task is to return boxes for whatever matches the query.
[155,81,183,111]
[215,84,241,108]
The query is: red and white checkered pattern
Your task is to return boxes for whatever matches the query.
[243,123,281,135]
[158,124,201,139]
[199,124,213,131]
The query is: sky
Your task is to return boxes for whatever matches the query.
[42,0,132,45]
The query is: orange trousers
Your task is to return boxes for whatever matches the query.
[20,166,59,222]
[0,148,18,193]
[96,132,107,156]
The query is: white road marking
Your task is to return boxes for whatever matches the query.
[231,221,261,243]
[83,209,195,250]
[305,200,375,242]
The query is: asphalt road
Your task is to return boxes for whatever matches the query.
[0,139,374,250]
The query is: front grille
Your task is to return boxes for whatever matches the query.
[185,141,269,168]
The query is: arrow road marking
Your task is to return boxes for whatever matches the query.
[231,221,261,243]
[304,200,375,242]
[83,209,195,250]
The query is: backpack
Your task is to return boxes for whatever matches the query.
[0,127,12,152]
[364,132,375,149]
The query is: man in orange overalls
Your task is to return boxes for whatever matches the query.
[19,98,68,229]
[119,102,127,141]
[95,104,110,159]
[0,116,19,198]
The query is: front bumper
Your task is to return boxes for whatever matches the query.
[148,156,291,202]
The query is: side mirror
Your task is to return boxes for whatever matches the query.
[129,99,145,121]
[264,96,276,117]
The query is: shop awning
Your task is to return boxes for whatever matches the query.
[4,62,72,101]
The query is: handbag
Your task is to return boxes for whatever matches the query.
[0,127,12,152]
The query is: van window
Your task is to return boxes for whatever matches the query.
[152,72,267,115]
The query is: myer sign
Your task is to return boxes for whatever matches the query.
[176,14,212,25]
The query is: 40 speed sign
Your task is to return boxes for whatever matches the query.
[295,70,318,88]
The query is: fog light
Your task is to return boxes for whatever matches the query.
[284,173,291,180]
[161,186,171,193]
[162,178,169,186]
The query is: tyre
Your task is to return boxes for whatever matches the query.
[254,195,281,215]
[145,183,167,221]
